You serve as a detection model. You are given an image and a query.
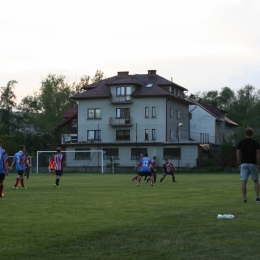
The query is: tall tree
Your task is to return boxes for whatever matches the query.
[0,80,17,135]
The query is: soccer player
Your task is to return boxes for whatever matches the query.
[11,145,32,189]
[136,153,152,186]
[160,158,177,182]
[0,139,10,198]
[132,154,143,181]
[146,156,157,184]
[48,156,56,176]
[23,160,31,179]
[53,147,66,188]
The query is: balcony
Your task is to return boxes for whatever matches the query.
[110,95,132,104]
[61,134,77,144]
[109,117,132,126]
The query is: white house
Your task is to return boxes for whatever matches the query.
[56,71,238,172]
[188,97,238,145]
[59,70,200,171]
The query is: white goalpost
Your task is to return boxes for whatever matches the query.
[36,150,106,174]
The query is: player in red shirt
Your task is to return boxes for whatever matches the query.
[160,158,177,182]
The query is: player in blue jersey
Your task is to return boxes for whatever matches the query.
[145,156,157,184]
[0,139,10,198]
[136,153,152,186]
[11,145,32,189]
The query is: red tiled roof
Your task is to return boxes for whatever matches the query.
[63,107,77,118]
[70,72,189,100]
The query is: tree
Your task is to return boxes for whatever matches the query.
[227,85,258,126]
[0,80,17,135]
[218,87,235,111]
[91,70,105,83]
[19,74,77,133]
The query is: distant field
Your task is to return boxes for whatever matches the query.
[1,172,260,260]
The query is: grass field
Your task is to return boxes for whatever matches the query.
[1,172,260,260]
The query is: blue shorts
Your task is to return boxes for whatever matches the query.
[55,170,63,176]
[240,163,259,181]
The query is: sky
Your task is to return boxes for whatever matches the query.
[1,0,260,104]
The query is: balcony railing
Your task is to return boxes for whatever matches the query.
[110,95,132,104]
[109,117,132,126]
[61,134,77,144]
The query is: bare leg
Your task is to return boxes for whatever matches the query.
[254,180,259,199]
[241,180,247,201]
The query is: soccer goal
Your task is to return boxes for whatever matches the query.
[36,150,106,174]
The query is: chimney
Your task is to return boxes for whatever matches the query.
[148,70,157,77]
[117,71,129,78]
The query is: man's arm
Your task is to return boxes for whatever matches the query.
[256,149,260,168]
[5,161,9,176]
[237,149,241,168]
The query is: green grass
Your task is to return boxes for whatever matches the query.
[1,172,260,260]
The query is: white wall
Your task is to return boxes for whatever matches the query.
[189,105,216,143]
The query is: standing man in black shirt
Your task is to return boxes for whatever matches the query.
[237,128,260,202]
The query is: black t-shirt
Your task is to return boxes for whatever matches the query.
[237,138,260,164]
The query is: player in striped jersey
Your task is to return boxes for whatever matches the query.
[53,147,66,188]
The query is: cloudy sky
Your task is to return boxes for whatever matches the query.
[1,0,259,103]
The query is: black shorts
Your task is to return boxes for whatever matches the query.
[17,170,24,176]
[55,170,63,176]
[138,172,151,177]
[164,172,174,176]
[0,174,5,181]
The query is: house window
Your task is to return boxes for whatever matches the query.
[103,148,119,159]
[72,119,77,127]
[170,130,174,139]
[116,86,131,96]
[152,107,156,117]
[200,133,209,143]
[152,129,156,140]
[75,148,90,160]
[145,129,149,141]
[169,86,172,92]
[164,148,180,159]
[170,108,173,117]
[88,108,101,119]
[87,130,101,140]
[177,110,180,119]
[131,148,147,160]
[145,107,149,118]
[116,108,130,118]
[116,130,130,140]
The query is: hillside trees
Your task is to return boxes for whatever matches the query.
[199,85,260,129]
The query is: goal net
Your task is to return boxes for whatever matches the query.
[36,150,106,173]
